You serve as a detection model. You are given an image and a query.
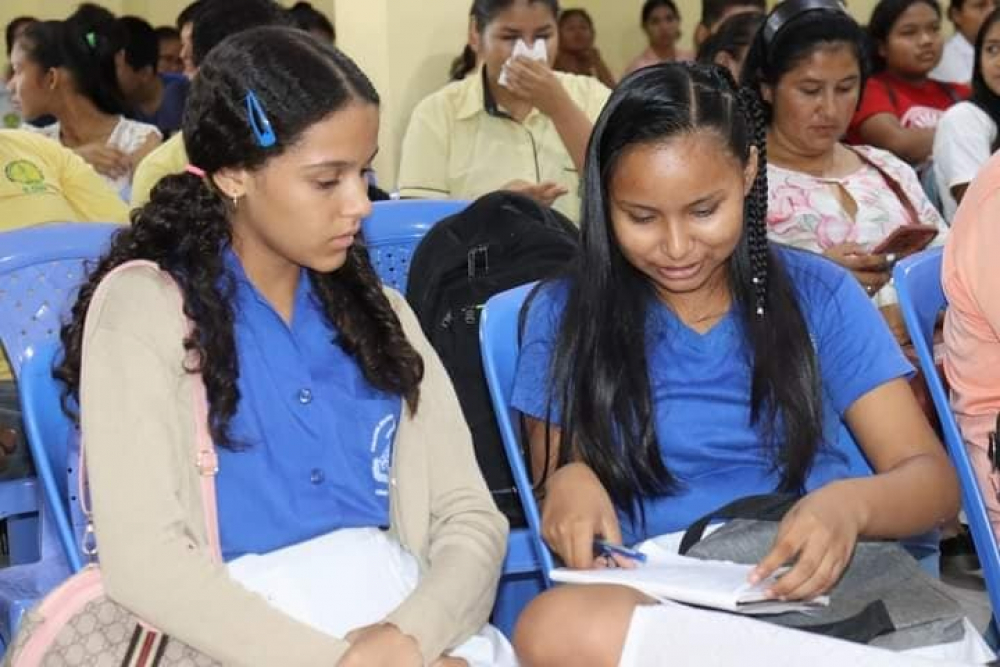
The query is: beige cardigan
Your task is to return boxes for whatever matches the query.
[79,263,508,666]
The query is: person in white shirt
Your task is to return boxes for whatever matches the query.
[6,5,160,197]
[931,0,997,82]
[933,7,1000,219]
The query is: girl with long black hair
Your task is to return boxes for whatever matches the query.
[933,7,1000,219]
[508,61,958,666]
[54,26,508,667]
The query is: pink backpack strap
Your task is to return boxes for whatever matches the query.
[78,259,222,563]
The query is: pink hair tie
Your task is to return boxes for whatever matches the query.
[185,164,206,178]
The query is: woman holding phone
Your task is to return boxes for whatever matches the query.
[741,0,947,341]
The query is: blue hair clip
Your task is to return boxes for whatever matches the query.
[245,90,276,148]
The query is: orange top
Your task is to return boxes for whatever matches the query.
[943,151,1000,450]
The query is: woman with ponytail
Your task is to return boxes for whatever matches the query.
[508,61,958,666]
[8,4,160,195]
[56,25,509,667]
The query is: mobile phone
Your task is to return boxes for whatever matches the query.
[870,224,938,256]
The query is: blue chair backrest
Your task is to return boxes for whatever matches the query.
[361,200,468,293]
[0,223,119,377]
[17,341,81,572]
[0,223,117,571]
[894,246,1000,628]
[480,282,557,586]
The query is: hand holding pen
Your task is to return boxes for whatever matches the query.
[593,539,646,569]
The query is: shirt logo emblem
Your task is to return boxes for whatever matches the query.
[370,413,396,496]
[5,159,51,194]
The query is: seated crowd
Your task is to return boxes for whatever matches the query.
[1,0,1000,665]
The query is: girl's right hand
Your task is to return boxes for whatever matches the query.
[541,462,628,569]
[339,623,422,667]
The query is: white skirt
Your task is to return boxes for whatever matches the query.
[227,527,517,666]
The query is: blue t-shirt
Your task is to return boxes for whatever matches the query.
[130,74,189,138]
[511,248,912,545]
[216,251,401,561]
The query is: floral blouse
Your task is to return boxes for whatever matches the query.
[767,145,947,306]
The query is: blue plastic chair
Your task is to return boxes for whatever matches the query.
[479,283,553,637]
[18,341,82,574]
[0,222,118,645]
[894,247,1000,630]
[481,283,557,590]
[361,200,468,293]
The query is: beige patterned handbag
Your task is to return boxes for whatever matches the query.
[4,261,224,667]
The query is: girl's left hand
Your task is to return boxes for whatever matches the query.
[750,482,865,601]
[503,57,571,117]
[340,623,422,667]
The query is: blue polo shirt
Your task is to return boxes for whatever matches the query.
[130,74,189,138]
[215,250,401,561]
[511,248,912,546]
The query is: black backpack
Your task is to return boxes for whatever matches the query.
[405,192,579,526]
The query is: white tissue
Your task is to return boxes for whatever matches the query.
[499,38,548,88]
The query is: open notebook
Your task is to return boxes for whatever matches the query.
[550,543,830,616]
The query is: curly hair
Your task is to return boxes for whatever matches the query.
[57,26,424,449]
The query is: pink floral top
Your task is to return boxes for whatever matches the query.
[767,145,947,305]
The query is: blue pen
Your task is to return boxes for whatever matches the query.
[594,539,647,563]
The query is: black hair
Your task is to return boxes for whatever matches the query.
[18,4,126,116]
[643,0,681,25]
[868,0,942,72]
[471,0,561,33]
[702,0,767,29]
[119,16,159,73]
[176,1,204,30]
[5,16,35,57]
[289,1,335,42]
[972,7,1000,150]
[155,25,181,42]
[451,45,479,80]
[559,8,594,28]
[192,0,291,67]
[741,0,869,122]
[948,0,967,13]
[696,11,763,69]
[57,26,423,450]
[543,61,823,525]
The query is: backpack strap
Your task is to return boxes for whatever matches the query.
[678,493,800,555]
[77,259,222,563]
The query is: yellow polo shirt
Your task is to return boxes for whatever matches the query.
[0,129,128,380]
[397,68,610,223]
[1,130,127,229]
[131,131,188,207]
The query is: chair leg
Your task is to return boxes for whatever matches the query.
[492,572,545,638]
[6,515,38,565]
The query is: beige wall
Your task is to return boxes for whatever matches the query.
[335,0,469,188]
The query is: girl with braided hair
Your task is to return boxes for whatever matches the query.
[509,61,958,666]
[55,25,509,667]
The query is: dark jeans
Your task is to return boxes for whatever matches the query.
[0,380,36,480]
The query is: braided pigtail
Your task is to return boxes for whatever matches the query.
[736,86,770,317]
